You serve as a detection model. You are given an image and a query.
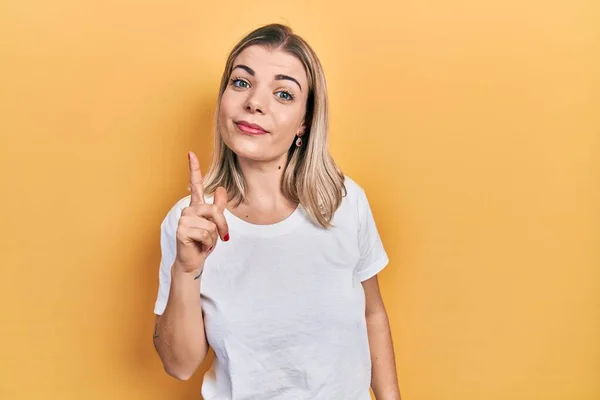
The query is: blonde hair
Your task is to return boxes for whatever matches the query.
[203,23,346,228]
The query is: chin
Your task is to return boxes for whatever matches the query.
[231,148,268,161]
[223,137,270,162]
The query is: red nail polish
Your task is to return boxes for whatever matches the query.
[224,233,230,242]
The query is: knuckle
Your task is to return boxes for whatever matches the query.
[192,204,205,214]
[208,222,218,234]
[177,215,190,227]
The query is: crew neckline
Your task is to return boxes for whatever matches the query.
[224,203,305,237]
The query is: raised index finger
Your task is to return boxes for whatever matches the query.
[188,151,205,205]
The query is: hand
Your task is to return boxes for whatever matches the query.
[174,151,229,274]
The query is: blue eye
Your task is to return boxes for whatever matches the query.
[231,78,249,88]
[276,90,294,101]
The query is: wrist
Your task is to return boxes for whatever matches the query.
[172,261,203,279]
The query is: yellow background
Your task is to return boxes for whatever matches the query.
[1,1,598,399]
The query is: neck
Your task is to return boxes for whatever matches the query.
[236,154,291,209]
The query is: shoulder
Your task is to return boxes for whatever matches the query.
[341,175,369,206]
[343,175,365,195]
[331,175,371,224]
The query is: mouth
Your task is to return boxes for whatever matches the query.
[234,120,269,135]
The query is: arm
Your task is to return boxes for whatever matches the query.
[363,275,402,400]
[153,151,227,380]
[153,262,208,381]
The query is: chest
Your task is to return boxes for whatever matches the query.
[199,222,366,348]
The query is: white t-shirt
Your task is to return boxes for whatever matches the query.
[154,176,389,400]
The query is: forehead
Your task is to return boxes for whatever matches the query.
[232,45,307,85]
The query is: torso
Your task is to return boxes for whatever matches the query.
[197,178,373,400]
[155,176,386,400]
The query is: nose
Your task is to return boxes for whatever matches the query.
[244,91,267,114]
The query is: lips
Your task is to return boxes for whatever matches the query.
[235,120,269,135]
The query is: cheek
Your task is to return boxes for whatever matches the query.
[276,106,304,132]
[219,91,235,117]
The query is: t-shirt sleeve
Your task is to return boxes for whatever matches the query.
[354,188,389,282]
[153,202,181,315]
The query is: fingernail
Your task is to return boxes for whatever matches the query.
[224,233,230,242]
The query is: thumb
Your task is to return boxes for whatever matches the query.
[212,186,230,242]
[213,186,228,211]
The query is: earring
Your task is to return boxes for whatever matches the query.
[295,136,303,147]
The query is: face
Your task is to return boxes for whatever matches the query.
[218,45,309,163]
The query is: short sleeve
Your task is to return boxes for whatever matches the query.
[153,201,183,315]
[354,188,389,282]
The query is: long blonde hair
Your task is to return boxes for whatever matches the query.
[203,23,346,228]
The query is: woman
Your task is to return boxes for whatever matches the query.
[153,23,401,400]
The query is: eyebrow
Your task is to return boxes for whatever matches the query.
[232,64,302,91]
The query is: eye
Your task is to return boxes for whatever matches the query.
[230,78,249,89]
[276,90,294,102]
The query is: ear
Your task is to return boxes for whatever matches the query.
[297,120,306,137]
